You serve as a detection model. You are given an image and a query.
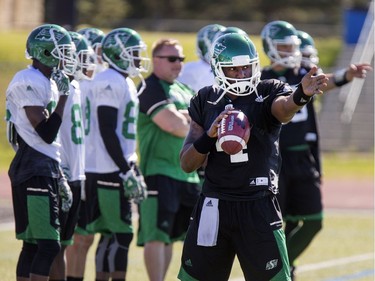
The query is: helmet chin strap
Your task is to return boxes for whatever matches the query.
[207,87,227,105]
[137,74,146,96]
[207,82,262,105]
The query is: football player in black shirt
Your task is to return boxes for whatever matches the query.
[177,32,328,281]
[260,21,372,280]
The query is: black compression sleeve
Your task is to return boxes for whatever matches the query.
[34,112,62,144]
[98,106,131,173]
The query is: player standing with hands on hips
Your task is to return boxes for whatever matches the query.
[177,32,328,281]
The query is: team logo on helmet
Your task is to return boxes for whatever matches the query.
[267,25,281,38]
[85,30,101,44]
[103,32,131,48]
[35,27,65,43]
[212,41,226,58]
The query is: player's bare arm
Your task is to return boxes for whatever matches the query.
[180,120,207,172]
[272,66,328,123]
[153,107,190,137]
[323,63,373,91]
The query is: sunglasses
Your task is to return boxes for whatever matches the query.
[155,56,185,63]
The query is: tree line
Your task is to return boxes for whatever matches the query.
[45,0,371,31]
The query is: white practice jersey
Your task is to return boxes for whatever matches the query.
[178,59,215,92]
[79,78,92,137]
[85,68,139,173]
[6,66,61,161]
[58,80,86,182]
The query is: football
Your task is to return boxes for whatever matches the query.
[218,109,251,155]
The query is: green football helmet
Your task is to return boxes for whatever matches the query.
[297,30,319,68]
[214,26,248,39]
[210,33,261,104]
[196,24,226,63]
[77,27,106,68]
[77,27,105,52]
[69,31,96,80]
[26,24,76,75]
[101,27,150,77]
[261,20,301,68]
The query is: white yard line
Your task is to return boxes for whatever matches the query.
[296,253,374,273]
[229,253,374,281]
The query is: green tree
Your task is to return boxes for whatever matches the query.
[77,0,130,28]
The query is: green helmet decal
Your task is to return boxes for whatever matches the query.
[26,24,76,74]
[77,27,105,49]
[196,24,226,63]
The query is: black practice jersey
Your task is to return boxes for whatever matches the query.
[189,79,292,200]
[261,67,319,150]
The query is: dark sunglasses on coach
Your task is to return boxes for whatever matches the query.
[155,56,185,62]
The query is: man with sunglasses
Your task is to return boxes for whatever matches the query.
[136,38,200,281]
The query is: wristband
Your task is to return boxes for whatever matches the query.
[292,83,312,106]
[333,68,349,86]
[193,132,216,154]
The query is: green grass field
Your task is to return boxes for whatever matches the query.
[0,211,373,280]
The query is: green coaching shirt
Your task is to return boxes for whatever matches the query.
[137,73,199,183]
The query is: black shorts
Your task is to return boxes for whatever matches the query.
[11,176,60,243]
[178,194,291,281]
[75,177,95,235]
[278,149,323,220]
[85,172,133,235]
[137,175,201,246]
[59,180,82,245]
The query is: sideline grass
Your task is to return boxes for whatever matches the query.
[0,212,373,280]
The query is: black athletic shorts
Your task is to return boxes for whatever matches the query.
[59,180,82,245]
[137,175,201,246]
[278,149,322,220]
[178,194,291,281]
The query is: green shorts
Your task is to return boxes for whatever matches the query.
[85,172,133,235]
[12,176,60,243]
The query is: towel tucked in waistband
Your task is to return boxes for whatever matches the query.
[197,197,219,247]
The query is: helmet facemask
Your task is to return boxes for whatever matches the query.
[300,45,319,68]
[214,55,260,97]
[266,35,302,68]
[48,28,76,75]
[75,47,96,80]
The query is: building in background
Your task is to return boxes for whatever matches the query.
[0,0,43,30]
